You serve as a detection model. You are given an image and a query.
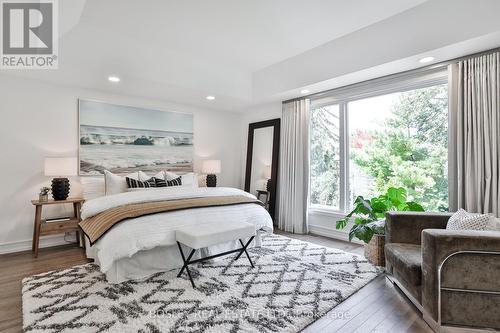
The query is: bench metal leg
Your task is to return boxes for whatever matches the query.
[176,236,255,289]
[176,242,196,288]
[235,237,255,268]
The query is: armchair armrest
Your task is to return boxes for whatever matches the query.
[421,229,500,324]
[385,212,452,245]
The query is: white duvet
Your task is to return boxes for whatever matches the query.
[81,187,273,278]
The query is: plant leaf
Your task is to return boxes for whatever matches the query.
[336,218,348,230]
[406,201,425,211]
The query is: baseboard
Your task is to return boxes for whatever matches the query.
[0,234,76,255]
[308,224,364,245]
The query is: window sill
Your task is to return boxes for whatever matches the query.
[308,206,346,218]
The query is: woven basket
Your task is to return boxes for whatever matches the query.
[364,234,385,266]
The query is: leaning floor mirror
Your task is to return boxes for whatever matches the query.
[244,119,280,221]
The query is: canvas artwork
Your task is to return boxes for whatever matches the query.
[79,100,193,175]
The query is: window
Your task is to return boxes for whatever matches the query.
[310,104,341,209]
[309,74,448,212]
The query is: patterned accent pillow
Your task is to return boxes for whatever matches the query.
[154,177,167,187]
[126,177,156,188]
[166,176,182,187]
[153,176,182,187]
[446,209,490,231]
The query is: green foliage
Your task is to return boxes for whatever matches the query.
[310,105,341,207]
[336,187,424,244]
[350,85,449,211]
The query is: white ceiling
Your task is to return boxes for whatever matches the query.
[3,0,500,111]
[1,0,429,110]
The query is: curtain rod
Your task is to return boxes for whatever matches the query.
[283,46,500,104]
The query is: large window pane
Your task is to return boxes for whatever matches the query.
[348,84,448,211]
[310,104,341,209]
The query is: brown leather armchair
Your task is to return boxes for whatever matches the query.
[384,212,500,332]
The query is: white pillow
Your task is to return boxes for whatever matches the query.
[164,171,199,188]
[446,209,490,231]
[180,173,198,188]
[104,170,141,195]
[152,171,165,180]
[485,216,500,231]
[138,171,159,181]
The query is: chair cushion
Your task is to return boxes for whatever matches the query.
[176,221,256,249]
[385,243,422,286]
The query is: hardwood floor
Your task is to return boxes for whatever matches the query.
[0,233,432,333]
[0,245,90,333]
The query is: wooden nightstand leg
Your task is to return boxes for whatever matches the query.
[74,202,83,247]
[33,205,42,258]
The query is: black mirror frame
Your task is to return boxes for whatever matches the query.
[244,118,280,220]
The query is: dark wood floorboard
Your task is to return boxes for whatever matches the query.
[0,232,432,333]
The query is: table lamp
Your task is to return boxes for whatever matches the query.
[44,157,77,200]
[264,164,272,192]
[202,160,221,187]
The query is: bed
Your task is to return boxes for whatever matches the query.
[80,185,274,283]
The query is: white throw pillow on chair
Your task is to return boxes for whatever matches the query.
[446,209,490,231]
[485,216,500,231]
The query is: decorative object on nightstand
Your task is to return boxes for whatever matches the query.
[202,159,221,187]
[31,197,85,258]
[39,187,50,202]
[44,157,77,200]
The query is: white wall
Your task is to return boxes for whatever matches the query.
[0,75,243,253]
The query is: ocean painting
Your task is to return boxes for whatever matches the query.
[79,100,193,175]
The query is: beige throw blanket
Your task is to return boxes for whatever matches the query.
[79,195,264,244]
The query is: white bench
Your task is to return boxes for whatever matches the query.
[175,221,256,288]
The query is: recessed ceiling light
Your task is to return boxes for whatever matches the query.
[419,56,435,64]
[206,95,215,101]
[300,89,310,94]
[108,75,120,83]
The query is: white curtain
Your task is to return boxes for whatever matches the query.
[278,99,310,233]
[448,51,500,216]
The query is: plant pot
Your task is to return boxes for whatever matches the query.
[39,194,48,202]
[364,234,385,266]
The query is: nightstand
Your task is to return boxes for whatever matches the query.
[31,197,85,258]
[256,190,270,211]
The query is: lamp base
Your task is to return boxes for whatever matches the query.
[206,174,217,187]
[51,178,70,200]
[266,178,271,192]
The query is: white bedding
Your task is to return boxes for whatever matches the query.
[81,187,273,283]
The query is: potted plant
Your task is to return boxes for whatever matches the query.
[336,187,424,266]
[39,187,51,202]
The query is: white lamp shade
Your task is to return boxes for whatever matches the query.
[263,165,272,179]
[202,160,221,174]
[44,157,78,177]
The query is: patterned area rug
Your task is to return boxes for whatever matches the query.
[22,234,380,333]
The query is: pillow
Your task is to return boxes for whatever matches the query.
[163,171,199,188]
[126,177,156,188]
[104,170,141,195]
[153,171,166,180]
[155,176,182,187]
[446,209,490,231]
[181,173,198,187]
[166,176,182,187]
[138,171,152,181]
[485,216,500,231]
